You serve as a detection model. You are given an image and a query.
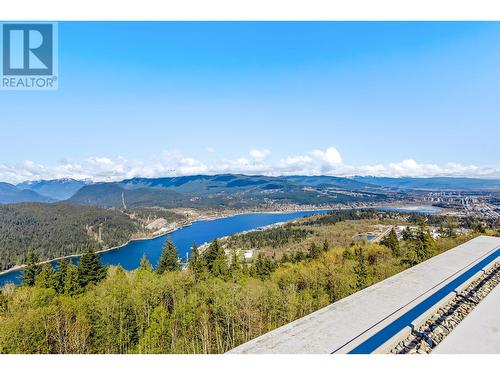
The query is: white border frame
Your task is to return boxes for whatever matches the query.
[1,0,500,21]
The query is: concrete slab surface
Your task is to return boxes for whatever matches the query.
[434,280,500,354]
[227,236,500,354]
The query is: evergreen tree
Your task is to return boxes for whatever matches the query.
[54,258,70,293]
[416,225,435,260]
[402,226,413,241]
[139,254,153,271]
[22,251,40,287]
[353,247,368,290]
[58,257,69,277]
[35,263,58,289]
[406,224,436,265]
[202,239,219,269]
[156,239,179,274]
[203,240,228,278]
[229,250,238,271]
[228,250,243,280]
[253,253,275,280]
[64,263,80,295]
[77,247,107,288]
[380,228,400,257]
[188,242,206,280]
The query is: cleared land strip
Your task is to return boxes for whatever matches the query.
[388,261,500,354]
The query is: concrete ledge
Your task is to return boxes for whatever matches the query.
[434,281,500,354]
[336,282,458,354]
[454,271,485,295]
[373,326,412,354]
[410,292,457,330]
[482,257,499,273]
[227,236,500,354]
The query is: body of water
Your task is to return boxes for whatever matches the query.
[373,206,442,215]
[354,233,376,241]
[0,210,326,286]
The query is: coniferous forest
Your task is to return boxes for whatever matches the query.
[0,203,143,271]
[0,210,490,354]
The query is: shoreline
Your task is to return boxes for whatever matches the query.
[0,207,329,278]
[0,204,443,278]
[0,211,225,277]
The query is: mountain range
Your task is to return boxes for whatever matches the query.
[0,182,53,204]
[68,174,383,209]
[1,175,500,206]
[16,178,89,200]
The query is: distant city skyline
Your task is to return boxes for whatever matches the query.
[1,21,500,183]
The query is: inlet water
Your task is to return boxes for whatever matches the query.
[0,210,326,286]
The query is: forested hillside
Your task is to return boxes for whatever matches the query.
[0,210,494,354]
[68,176,383,209]
[0,203,143,271]
[67,183,189,208]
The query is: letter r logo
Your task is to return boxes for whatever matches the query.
[2,24,53,76]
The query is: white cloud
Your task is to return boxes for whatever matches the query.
[1,147,499,184]
[352,159,494,178]
[277,155,315,175]
[177,158,209,175]
[249,149,271,162]
[312,147,342,167]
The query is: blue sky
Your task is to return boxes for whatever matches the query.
[1,21,500,182]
